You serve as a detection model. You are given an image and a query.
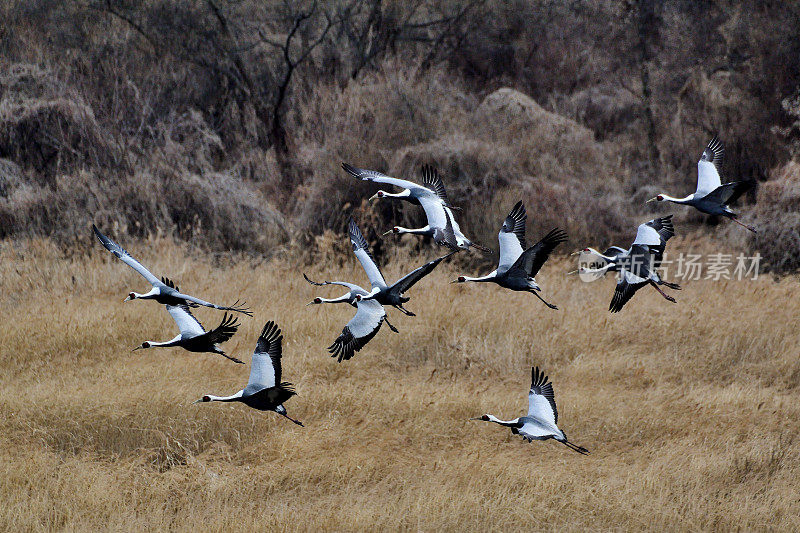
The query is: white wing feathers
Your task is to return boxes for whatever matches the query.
[166,305,205,337]
[248,321,281,389]
[93,225,160,286]
[695,136,724,197]
[527,366,558,426]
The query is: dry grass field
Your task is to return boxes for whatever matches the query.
[1,236,800,531]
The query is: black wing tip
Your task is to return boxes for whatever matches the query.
[543,228,569,245]
[530,366,550,388]
[259,320,282,344]
[509,200,526,219]
[341,162,359,176]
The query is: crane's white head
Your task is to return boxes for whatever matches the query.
[192,395,212,404]
[381,227,401,237]
[368,190,386,202]
[646,194,665,203]
[470,415,491,422]
[124,291,136,302]
[306,297,323,306]
[450,276,467,284]
[132,341,151,351]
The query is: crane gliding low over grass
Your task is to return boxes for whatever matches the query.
[93,225,252,315]
[452,201,567,309]
[348,217,453,316]
[471,366,589,455]
[194,321,303,426]
[133,304,243,363]
[304,274,398,362]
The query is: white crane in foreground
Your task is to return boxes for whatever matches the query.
[194,321,303,426]
[472,366,588,455]
[93,225,252,315]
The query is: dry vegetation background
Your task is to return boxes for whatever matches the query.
[2,240,800,530]
[2,0,800,531]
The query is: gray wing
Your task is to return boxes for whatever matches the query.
[303,274,361,293]
[93,225,160,286]
[528,366,558,425]
[328,299,386,362]
[632,215,673,247]
[166,304,206,337]
[696,136,724,197]
[248,321,282,389]
[348,217,387,290]
[341,162,421,191]
[498,201,527,272]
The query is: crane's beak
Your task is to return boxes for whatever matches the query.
[449,279,459,284]
[469,417,483,421]
[566,270,579,275]
[191,398,202,404]
[381,229,393,237]
[368,193,380,202]
[569,250,581,256]
[131,346,142,352]
[123,295,132,302]
[305,301,314,306]
[646,197,657,203]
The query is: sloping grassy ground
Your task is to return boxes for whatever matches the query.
[1,237,799,531]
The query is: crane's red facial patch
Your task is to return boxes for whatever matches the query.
[129,292,135,299]
[313,298,322,304]
[657,195,664,201]
[481,415,490,421]
[202,396,211,402]
[377,191,385,198]
[392,227,400,234]
[458,276,466,282]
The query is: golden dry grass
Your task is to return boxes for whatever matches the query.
[1,237,799,531]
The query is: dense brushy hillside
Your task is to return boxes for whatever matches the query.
[0,1,799,268]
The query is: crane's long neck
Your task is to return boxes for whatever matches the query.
[583,263,615,276]
[317,294,352,304]
[661,193,694,204]
[383,189,412,200]
[147,335,182,348]
[206,390,244,402]
[461,272,497,282]
[486,415,520,427]
[395,225,432,236]
[587,248,617,262]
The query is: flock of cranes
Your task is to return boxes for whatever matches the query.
[94,136,754,455]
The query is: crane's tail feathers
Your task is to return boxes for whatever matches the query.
[562,440,590,455]
[661,281,681,290]
[531,290,558,310]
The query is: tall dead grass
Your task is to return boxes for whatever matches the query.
[1,237,799,530]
